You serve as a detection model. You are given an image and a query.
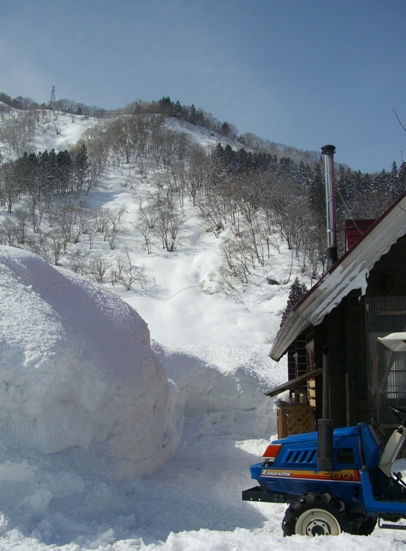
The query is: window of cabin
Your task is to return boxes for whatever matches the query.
[365,297,406,424]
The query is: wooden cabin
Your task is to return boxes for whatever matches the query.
[268,192,406,437]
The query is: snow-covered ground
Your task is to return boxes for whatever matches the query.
[0,111,405,550]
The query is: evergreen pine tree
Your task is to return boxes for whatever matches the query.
[280,277,308,326]
[173,100,182,118]
[56,149,73,194]
[309,163,325,217]
[157,97,173,115]
[74,144,90,192]
[223,144,236,172]
[220,122,231,137]
[398,161,406,193]
[190,104,197,124]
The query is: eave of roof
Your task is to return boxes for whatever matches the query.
[270,192,406,361]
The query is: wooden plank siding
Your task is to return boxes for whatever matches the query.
[324,235,406,425]
[346,293,368,424]
[326,304,348,427]
[280,231,406,433]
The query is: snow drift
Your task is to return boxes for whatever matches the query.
[0,246,176,480]
[153,342,277,439]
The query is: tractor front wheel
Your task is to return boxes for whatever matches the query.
[355,515,377,535]
[282,492,349,536]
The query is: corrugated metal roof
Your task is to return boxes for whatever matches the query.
[270,192,406,361]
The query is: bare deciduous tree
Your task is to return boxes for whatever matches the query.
[110,249,147,291]
[135,195,156,254]
[106,205,127,250]
[89,253,111,284]
[48,229,66,265]
[24,234,51,262]
[69,248,88,274]
[153,195,185,252]
[0,218,19,246]
[0,162,19,214]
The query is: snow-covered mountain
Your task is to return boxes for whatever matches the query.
[0,108,403,550]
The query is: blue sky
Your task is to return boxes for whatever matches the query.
[1,0,405,173]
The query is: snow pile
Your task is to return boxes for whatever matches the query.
[0,246,177,481]
[153,343,278,439]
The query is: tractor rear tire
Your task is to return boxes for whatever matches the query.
[282,492,349,536]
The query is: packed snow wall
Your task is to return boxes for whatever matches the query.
[153,342,280,439]
[0,246,178,480]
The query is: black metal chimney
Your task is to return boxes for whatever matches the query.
[321,145,337,268]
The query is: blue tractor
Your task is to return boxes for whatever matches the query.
[243,334,406,536]
[243,406,406,536]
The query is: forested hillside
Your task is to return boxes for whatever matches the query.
[1,92,405,292]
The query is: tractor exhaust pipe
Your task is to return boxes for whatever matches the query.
[322,145,337,269]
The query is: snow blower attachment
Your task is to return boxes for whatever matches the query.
[243,333,406,536]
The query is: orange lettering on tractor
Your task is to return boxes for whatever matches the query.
[261,469,360,482]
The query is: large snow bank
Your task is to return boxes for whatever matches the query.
[153,343,281,439]
[0,246,176,480]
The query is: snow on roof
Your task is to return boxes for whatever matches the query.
[270,192,406,361]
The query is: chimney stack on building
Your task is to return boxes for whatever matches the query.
[321,144,338,269]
